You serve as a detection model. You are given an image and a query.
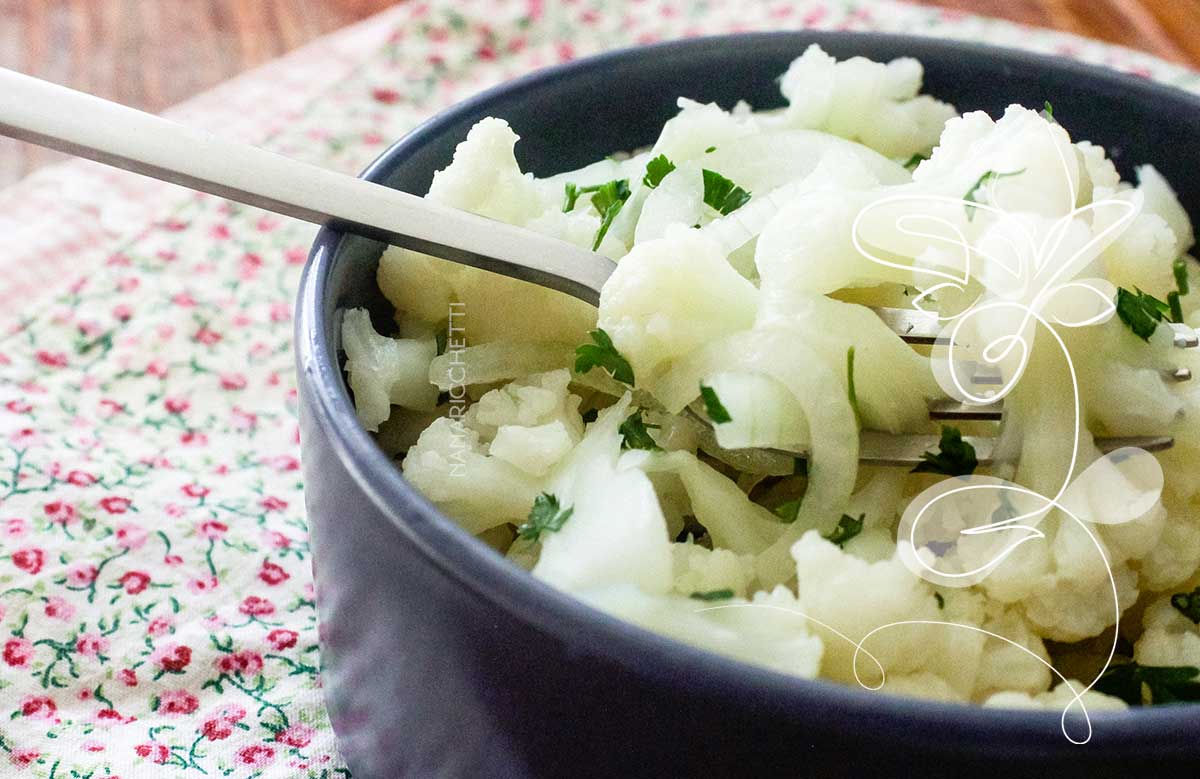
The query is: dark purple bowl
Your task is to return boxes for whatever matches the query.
[296,31,1200,778]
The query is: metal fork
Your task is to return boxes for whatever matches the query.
[2,69,1186,468]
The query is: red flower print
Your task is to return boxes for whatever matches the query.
[267,629,298,650]
[35,350,68,368]
[74,633,109,657]
[237,744,276,768]
[4,518,27,537]
[66,562,98,587]
[44,501,76,524]
[146,359,169,378]
[217,649,263,676]
[95,707,132,724]
[182,483,209,499]
[3,638,34,668]
[259,560,290,586]
[371,87,401,104]
[5,399,31,414]
[19,695,57,721]
[152,643,192,673]
[180,430,208,446]
[197,520,227,539]
[134,742,170,764]
[9,748,39,768]
[210,223,231,240]
[194,327,222,345]
[163,554,183,566]
[82,741,105,752]
[156,689,199,715]
[285,246,307,265]
[115,523,148,549]
[238,596,276,617]
[99,496,132,514]
[12,547,44,574]
[187,576,219,595]
[164,397,189,414]
[65,470,96,486]
[118,668,138,687]
[112,303,133,321]
[275,724,315,748]
[265,531,292,549]
[43,596,74,621]
[260,496,288,512]
[219,372,247,390]
[118,570,151,594]
[202,717,234,741]
[146,616,174,637]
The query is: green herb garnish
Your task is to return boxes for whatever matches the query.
[562,182,581,212]
[699,384,732,423]
[1042,100,1055,121]
[516,493,574,542]
[1095,662,1200,705]
[1171,586,1200,624]
[701,169,751,215]
[619,410,661,451]
[934,592,945,610]
[690,589,734,601]
[642,154,676,189]
[823,513,865,548]
[1174,258,1190,296]
[588,178,631,250]
[912,426,978,477]
[1169,291,1184,324]
[574,328,634,385]
[774,499,801,523]
[704,145,716,153]
[903,153,927,171]
[963,168,1024,220]
[1115,286,1169,341]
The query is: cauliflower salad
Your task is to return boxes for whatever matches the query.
[342,45,1200,710]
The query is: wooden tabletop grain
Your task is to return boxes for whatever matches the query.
[1,0,1198,188]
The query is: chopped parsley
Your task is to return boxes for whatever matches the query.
[902,153,928,171]
[824,513,865,548]
[934,592,945,610]
[516,493,574,542]
[1169,291,1184,324]
[642,154,676,189]
[619,409,661,451]
[774,499,801,523]
[701,169,752,215]
[1171,586,1200,624]
[846,346,860,423]
[1115,286,1169,341]
[689,589,734,601]
[1095,662,1200,705]
[1175,258,1190,296]
[963,168,1024,220]
[561,178,632,249]
[574,328,634,385]
[704,145,716,153]
[911,426,978,477]
[699,384,732,423]
[1042,100,1055,121]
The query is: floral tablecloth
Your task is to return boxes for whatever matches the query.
[0,1,1196,776]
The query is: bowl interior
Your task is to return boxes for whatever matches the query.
[303,31,1200,753]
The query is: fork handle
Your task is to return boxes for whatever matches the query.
[0,67,613,305]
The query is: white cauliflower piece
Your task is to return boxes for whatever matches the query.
[464,369,583,441]
[402,417,540,534]
[983,681,1127,711]
[577,583,824,679]
[377,248,457,328]
[489,422,575,477]
[598,227,759,383]
[427,117,548,224]
[1133,593,1200,667]
[774,44,955,158]
[342,308,438,431]
[792,532,985,697]
[671,542,756,597]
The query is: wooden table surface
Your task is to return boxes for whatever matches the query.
[1,0,1198,188]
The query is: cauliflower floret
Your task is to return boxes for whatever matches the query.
[597,227,759,383]
[577,583,824,679]
[427,117,548,224]
[671,541,756,597]
[402,417,540,534]
[774,45,955,159]
[533,396,673,594]
[377,248,457,328]
[1133,593,1200,667]
[465,369,583,439]
[650,98,761,164]
[792,532,985,697]
[341,308,438,431]
[983,681,1127,711]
